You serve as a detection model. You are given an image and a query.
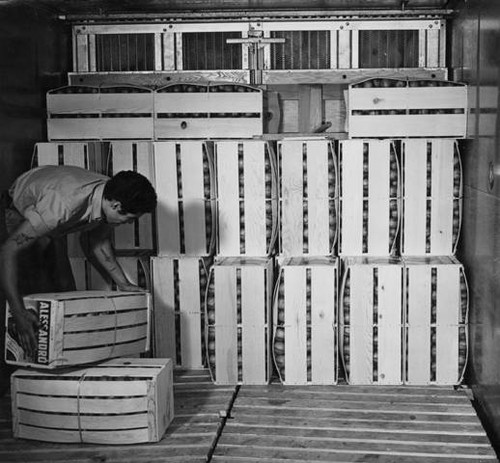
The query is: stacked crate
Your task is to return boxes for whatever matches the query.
[152,140,215,368]
[340,77,469,386]
[400,139,462,256]
[272,138,339,385]
[338,139,400,256]
[206,139,277,384]
[273,257,338,385]
[340,257,405,385]
[205,257,274,385]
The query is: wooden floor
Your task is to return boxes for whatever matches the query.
[0,370,498,463]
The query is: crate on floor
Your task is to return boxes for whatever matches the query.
[338,140,400,256]
[347,78,467,138]
[154,82,263,139]
[273,257,338,385]
[47,85,154,140]
[154,140,216,256]
[401,139,463,256]
[278,138,338,256]
[205,257,274,385]
[152,256,211,368]
[340,256,404,385]
[33,141,109,172]
[11,357,173,444]
[215,140,278,256]
[106,141,155,252]
[403,256,468,385]
[5,290,151,368]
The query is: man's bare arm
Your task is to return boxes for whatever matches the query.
[0,220,43,354]
[82,225,141,291]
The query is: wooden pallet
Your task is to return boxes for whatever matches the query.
[0,369,235,463]
[212,384,498,462]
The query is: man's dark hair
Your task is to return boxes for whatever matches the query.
[103,171,157,214]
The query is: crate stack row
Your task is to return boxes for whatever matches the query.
[339,76,468,386]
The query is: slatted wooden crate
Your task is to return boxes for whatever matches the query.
[5,290,151,368]
[338,139,400,256]
[401,139,463,255]
[10,358,173,444]
[47,85,154,140]
[205,257,274,385]
[33,141,108,172]
[154,83,263,139]
[273,257,338,385]
[347,78,468,138]
[70,257,150,292]
[154,141,216,256]
[107,141,155,251]
[278,138,338,256]
[403,256,469,385]
[152,256,211,368]
[215,140,278,256]
[340,256,405,385]
[467,85,498,138]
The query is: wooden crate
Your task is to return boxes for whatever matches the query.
[33,141,108,172]
[467,85,498,138]
[47,85,154,140]
[205,257,274,385]
[347,78,467,138]
[338,140,400,256]
[107,141,155,251]
[154,83,263,139]
[215,140,278,256]
[154,141,216,256]
[401,139,462,255]
[273,257,338,385]
[5,291,151,368]
[152,256,211,368]
[11,358,173,444]
[403,256,468,385]
[278,138,338,256]
[340,257,404,385]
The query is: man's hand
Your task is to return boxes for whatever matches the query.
[11,308,39,357]
[116,282,143,292]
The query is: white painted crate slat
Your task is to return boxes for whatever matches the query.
[5,291,151,368]
[155,141,215,256]
[347,78,467,138]
[154,83,263,139]
[151,256,210,368]
[273,257,338,385]
[11,358,174,444]
[401,139,462,255]
[341,257,404,385]
[215,140,278,256]
[404,256,468,385]
[206,257,273,385]
[34,141,108,171]
[47,86,154,140]
[278,138,338,256]
[339,140,399,256]
[107,141,155,251]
